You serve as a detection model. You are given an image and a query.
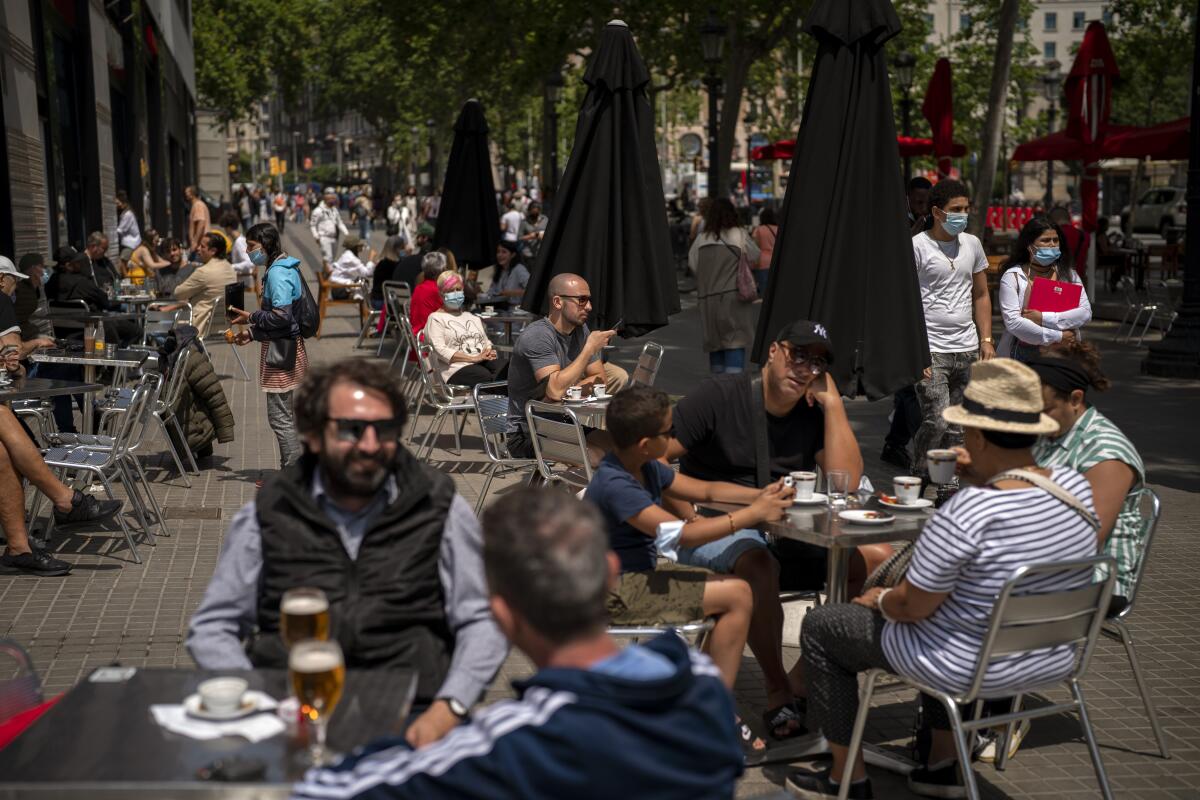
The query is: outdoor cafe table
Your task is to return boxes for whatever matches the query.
[29,349,150,432]
[563,395,611,429]
[0,377,105,404]
[116,294,158,329]
[0,666,418,799]
[478,308,535,345]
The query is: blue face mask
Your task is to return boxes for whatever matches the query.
[41,270,51,286]
[443,291,465,309]
[249,249,267,267]
[941,212,969,236]
[1032,246,1061,266]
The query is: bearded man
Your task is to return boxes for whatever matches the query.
[186,361,507,748]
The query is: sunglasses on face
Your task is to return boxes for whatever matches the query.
[327,417,403,443]
[557,294,592,307]
[780,345,828,375]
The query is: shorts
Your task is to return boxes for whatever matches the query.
[607,562,710,626]
[677,528,770,575]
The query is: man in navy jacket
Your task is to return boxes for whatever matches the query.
[291,488,743,800]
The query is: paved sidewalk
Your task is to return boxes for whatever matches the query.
[3,226,1198,798]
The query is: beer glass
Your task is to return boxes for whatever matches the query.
[289,639,345,765]
[280,587,330,648]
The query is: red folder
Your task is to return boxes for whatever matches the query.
[1027,277,1082,313]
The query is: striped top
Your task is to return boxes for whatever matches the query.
[881,466,1098,696]
[1034,406,1145,598]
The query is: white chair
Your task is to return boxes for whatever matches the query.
[629,341,665,387]
[836,555,1118,800]
[470,382,537,513]
[411,342,474,461]
[525,399,594,492]
[1101,489,1170,759]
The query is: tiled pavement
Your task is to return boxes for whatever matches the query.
[3,225,1199,798]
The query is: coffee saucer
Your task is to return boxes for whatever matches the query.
[791,493,828,506]
[183,692,272,721]
[878,497,934,511]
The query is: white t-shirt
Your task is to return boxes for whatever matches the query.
[912,231,988,353]
[501,210,523,242]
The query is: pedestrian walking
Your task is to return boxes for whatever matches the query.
[273,190,288,232]
[688,198,759,374]
[750,206,778,297]
[114,190,141,275]
[310,188,348,267]
[352,192,373,241]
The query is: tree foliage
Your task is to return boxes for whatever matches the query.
[1107,0,1194,126]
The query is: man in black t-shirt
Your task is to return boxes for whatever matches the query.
[666,319,867,730]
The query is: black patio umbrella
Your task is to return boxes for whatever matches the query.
[521,20,679,336]
[432,99,499,269]
[751,0,928,399]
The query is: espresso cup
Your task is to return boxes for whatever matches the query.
[593,384,608,399]
[790,471,817,500]
[566,386,582,401]
[927,449,958,484]
[197,677,248,714]
[893,476,922,505]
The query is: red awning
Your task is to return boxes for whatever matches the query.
[751,136,964,161]
[750,140,795,160]
[1103,117,1189,161]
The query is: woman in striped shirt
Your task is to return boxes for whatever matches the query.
[787,359,1098,800]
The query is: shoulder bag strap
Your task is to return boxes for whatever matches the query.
[750,374,769,489]
[988,468,1100,531]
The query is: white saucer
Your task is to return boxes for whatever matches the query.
[183,692,269,721]
[838,509,896,526]
[562,396,591,404]
[878,497,934,511]
[791,492,828,506]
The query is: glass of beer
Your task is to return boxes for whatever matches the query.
[289,639,345,765]
[280,587,330,648]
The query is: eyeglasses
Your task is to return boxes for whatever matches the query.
[557,294,592,307]
[780,345,828,375]
[327,417,403,443]
[653,425,676,439]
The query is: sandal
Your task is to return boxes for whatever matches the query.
[737,716,769,766]
[762,700,808,741]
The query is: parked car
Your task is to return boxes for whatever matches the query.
[1120,187,1186,236]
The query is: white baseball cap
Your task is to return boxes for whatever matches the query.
[0,256,29,280]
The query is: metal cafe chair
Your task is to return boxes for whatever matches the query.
[629,341,665,388]
[608,619,714,649]
[470,382,537,513]
[1100,489,1170,759]
[384,282,414,367]
[525,399,594,493]
[836,555,1118,800]
[411,342,474,461]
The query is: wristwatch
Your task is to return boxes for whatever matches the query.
[438,696,469,719]
[981,336,994,344]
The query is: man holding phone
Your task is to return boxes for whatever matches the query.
[505,273,616,460]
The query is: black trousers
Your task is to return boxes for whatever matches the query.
[449,357,508,389]
[885,385,921,451]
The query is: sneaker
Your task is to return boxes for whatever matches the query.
[53,490,122,524]
[786,767,873,799]
[907,761,966,799]
[976,719,1031,763]
[0,549,72,577]
[880,443,911,472]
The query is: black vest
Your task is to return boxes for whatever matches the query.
[250,449,456,701]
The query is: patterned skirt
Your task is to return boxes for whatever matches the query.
[259,337,308,394]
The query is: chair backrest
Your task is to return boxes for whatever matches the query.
[0,640,42,723]
[525,399,593,489]
[964,555,1116,703]
[630,341,665,387]
[472,381,518,464]
[1112,489,1161,620]
[414,341,457,404]
[164,346,193,407]
[123,372,165,452]
[1117,275,1139,304]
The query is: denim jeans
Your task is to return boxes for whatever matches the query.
[265,390,302,468]
[913,350,976,475]
[708,348,745,374]
[753,268,769,297]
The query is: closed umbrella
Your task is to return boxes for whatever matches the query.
[432,99,499,269]
[921,57,955,179]
[521,20,678,335]
[751,0,928,399]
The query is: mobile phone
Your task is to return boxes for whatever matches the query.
[611,318,624,331]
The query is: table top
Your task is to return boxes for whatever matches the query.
[0,667,417,798]
[479,311,535,323]
[0,378,105,402]
[562,395,611,428]
[116,295,157,303]
[31,348,150,368]
[705,496,930,548]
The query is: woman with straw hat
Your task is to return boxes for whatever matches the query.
[787,359,1102,800]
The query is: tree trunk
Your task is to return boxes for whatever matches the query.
[968,0,1020,238]
[717,46,753,202]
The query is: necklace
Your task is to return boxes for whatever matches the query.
[934,236,958,270]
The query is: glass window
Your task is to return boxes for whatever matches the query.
[960,12,972,30]
[1045,11,1057,31]
[1073,11,1086,29]
[1102,9,1114,25]
[1044,41,1057,60]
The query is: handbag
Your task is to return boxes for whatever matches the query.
[722,240,759,302]
[266,336,297,371]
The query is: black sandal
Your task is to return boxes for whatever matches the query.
[762,702,808,741]
[737,716,769,766]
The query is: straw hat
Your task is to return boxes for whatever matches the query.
[942,358,1059,435]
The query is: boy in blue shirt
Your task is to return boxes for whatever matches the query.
[585,386,793,758]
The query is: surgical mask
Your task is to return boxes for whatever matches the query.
[443,291,465,309]
[41,270,51,286]
[941,212,969,236]
[1032,246,1061,266]
[249,249,267,266]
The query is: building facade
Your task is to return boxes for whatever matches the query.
[0,0,196,261]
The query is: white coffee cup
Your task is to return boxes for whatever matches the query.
[893,476,922,505]
[197,677,248,714]
[790,471,817,500]
[927,449,959,484]
[593,384,608,399]
[566,386,582,401]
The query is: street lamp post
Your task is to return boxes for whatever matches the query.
[426,118,438,194]
[700,11,727,199]
[1041,59,1061,209]
[543,69,564,202]
[894,51,916,182]
[1144,0,1200,377]
[291,130,299,188]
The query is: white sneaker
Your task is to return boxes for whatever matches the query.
[976,719,1030,763]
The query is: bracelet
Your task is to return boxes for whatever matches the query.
[877,588,897,623]
[727,513,736,533]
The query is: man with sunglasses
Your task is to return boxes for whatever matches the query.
[664,320,867,738]
[505,273,617,459]
[187,361,506,749]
